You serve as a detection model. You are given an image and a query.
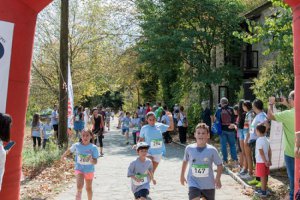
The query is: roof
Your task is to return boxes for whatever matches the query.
[244,1,273,20]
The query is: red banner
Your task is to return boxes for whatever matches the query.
[0,1,52,199]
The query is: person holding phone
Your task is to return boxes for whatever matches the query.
[0,113,12,191]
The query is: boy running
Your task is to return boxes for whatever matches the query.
[128,142,156,200]
[180,123,223,200]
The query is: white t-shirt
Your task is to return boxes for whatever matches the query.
[255,136,270,163]
[177,113,185,127]
[249,112,267,141]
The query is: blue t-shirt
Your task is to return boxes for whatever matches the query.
[122,117,131,129]
[70,142,99,173]
[183,144,222,190]
[43,123,53,139]
[140,123,169,155]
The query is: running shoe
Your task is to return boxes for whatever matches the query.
[238,168,247,175]
[254,189,267,197]
[247,178,259,185]
[240,173,252,180]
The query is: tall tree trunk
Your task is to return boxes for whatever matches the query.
[58,0,69,148]
[207,84,214,111]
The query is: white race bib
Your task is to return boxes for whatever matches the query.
[132,174,148,186]
[77,154,91,165]
[250,125,255,135]
[75,115,80,121]
[192,164,209,178]
[151,139,163,149]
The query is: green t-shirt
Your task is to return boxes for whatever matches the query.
[274,108,295,157]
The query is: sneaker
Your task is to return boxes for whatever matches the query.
[240,173,252,180]
[247,178,259,185]
[254,189,267,197]
[239,169,248,175]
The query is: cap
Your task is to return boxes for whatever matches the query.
[136,142,150,150]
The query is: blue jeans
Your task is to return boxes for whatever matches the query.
[220,131,238,162]
[284,154,294,200]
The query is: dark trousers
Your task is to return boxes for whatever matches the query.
[32,136,41,148]
[163,131,173,143]
[94,135,103,147]
[178,126,187,143]
[132,131,139,144]
[43,139,48,149]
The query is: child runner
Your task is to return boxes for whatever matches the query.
[138,112,169,173]
[131,112,142,145]
[91,108,104,156]
[31,113,42,150]
[74,106,85,141]
[61,129,99,200]
[180,123,223,200]
[121,112,131,145]
[42,117,52,149]
[254,124,272,197]
[105,108,111,131]
[128,142,156,200]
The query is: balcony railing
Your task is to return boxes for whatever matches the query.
[242,50,258,69]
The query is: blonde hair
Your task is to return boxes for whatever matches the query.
[195,123,209,134]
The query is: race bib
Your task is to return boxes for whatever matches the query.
[75,115,80,121]
[151,139,163,149]
[45,130,52,136]
[77,154,91,165]
[124,123,129,128]
[133,125,139,131]
[192,164,209,178]
[132,174,148,186]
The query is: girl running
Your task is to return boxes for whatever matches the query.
[91,108,104,156]
[31,113,42,150]
[74,106,84,141]
[61,129,99,200]
[138,112,169,173]
[131,112,142,144]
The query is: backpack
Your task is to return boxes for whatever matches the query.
[212,109,222,135]
[221,108,233,126]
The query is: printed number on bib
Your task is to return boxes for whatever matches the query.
[192,164,209,178]
[151,139,162,149]
[133,174,148,186]
[75,115,79,121]
[77,154,91,165]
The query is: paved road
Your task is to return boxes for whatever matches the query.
[56,121,251,200]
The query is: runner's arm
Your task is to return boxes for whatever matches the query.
[215,164,223,189]
[180,161,188,185]
[61,149,71,161]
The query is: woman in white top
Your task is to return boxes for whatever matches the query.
[0,113,12,191]
[177,106,188,144]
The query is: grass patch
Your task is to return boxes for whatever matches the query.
[22,140,63,170]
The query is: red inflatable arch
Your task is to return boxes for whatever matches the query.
[285,0,300,199]
[0,0,52,199]
[0,0,299,200]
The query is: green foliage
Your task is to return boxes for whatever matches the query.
[82,91,124,110]
[22,140,62,169]
[186,103,203,136]
[136,0,244,107]
[234,0,294,102]
[252,60,294,102]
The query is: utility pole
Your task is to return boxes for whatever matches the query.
[58,0,69,148]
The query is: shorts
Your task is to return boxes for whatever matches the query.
[147,153,162,163]
[256,163,270,177]
[53,124,58,131]
[122,128,129,134]
[188,187,215,200]
[75,170,94,180]
[238,129,247,140]
[134,189,149,199]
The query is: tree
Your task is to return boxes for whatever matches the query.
[59,0,69,147]
[135,0,244,108]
